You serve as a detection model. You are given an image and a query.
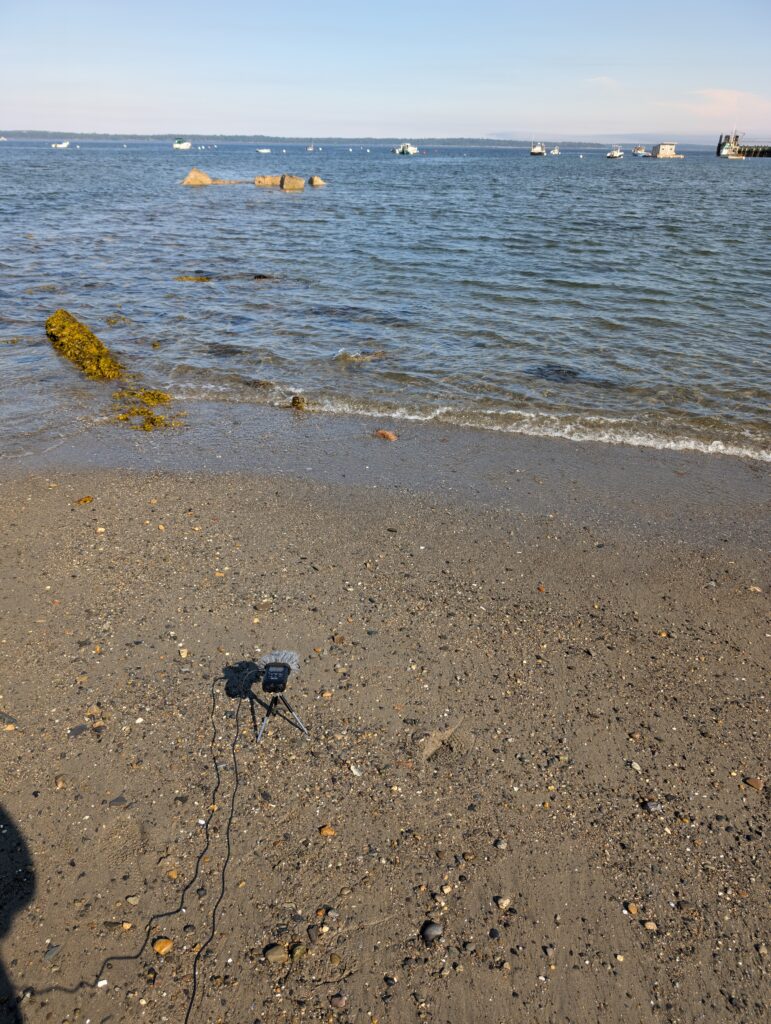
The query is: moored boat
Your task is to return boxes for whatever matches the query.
[530,141,546,156]
[550,146,560,156]
[606,145,624,159]
[393,142,419,155]
[51,141,70,149]
[172,138,192,150]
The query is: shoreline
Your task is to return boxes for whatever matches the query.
[2,401,769,549]
[1,417,768,1023]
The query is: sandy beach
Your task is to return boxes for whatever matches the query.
[0,414,769,1024]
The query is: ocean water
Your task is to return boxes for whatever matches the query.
[1,139,769,461]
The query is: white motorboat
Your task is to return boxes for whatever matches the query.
[606,145,624,159]
[393,142,419,155]
[256,148,271,154]
[172,138,192,150]
[306,143,315,152]
[530,142,546,156]
[0,136,7,142]
[550,146,560,156]
[51,141,70,149]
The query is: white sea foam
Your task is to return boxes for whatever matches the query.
[305,399,771,462]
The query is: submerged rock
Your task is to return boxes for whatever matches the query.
[45,309,124,380]
[280,174,305,191]
[308,175,326,187]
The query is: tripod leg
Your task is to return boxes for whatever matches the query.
[256,696,277,742]
[279,694,309,738]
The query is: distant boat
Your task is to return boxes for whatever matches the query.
[0,136,7,142]
[392,142,419,155]
[172,139,192,150]
[530,142,546,156]
[632,145,647,156]
[306,143,315,152]
[51,141,70,149]
[256,147,271,154]
[550,146,560,156]
[606,145,624,159]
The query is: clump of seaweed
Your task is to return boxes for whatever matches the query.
[45,309,124,380]
[1,337,21,345]
[112,388,184,431]
[290,394,307,410]
[175,274,212,283]
[113,388,172,405]
[105,313,131,326]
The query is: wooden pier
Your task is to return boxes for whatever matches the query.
[716,133,771,158]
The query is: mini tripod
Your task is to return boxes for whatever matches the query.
[256,692,309,742]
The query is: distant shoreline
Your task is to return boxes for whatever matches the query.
[0,131,723,149]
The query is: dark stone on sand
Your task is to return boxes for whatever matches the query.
[421,920,443,944]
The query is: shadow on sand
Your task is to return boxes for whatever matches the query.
[0,804,35,1023]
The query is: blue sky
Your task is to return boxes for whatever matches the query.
[2,0,770,138]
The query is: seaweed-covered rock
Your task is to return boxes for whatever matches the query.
[308,175,326,187]
[280,174,305,191]
[45,309,124,380]
[254,175,282,187]
[182,167,213,186]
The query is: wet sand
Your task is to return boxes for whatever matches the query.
[0,413,769,1023]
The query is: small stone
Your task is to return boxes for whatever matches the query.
[493,838,507,850]
[264,943,289,965]
[626,902,639,916]
[384,975,398,986]
[643,921,658,932]
[495,896,511,911]
[152,938,173,956]
[615,953,624,962]
[179,648,189,659]
[744,777,764,792]
[289,942,307,961]
[54,775,66,790]
[329,993,348,1010]
[630,761,642,773]
[329,953,341,967]
[374,429,398,441]
[641,800,663,813]
[420,920,443,944]
[126,895,140,906]
[441,884,452,895]
[319,824,336,836]
[757,943,768,957]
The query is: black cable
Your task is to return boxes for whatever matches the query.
[32,668,228,999]
[183,693,242,1023]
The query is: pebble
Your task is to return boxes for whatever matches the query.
[493,838,507,850]
[643,921,658,932]
[289,942,307,960]
[744,777,764,792]
[626,902,639,916]
[495,896,511,911]
[152,938,173,956]
[264,943,289,965]
[126,895,140,906]
[319,824,336,837]
[641,800,663,813]
[420,921,443,944]
[330,993,348,1009]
